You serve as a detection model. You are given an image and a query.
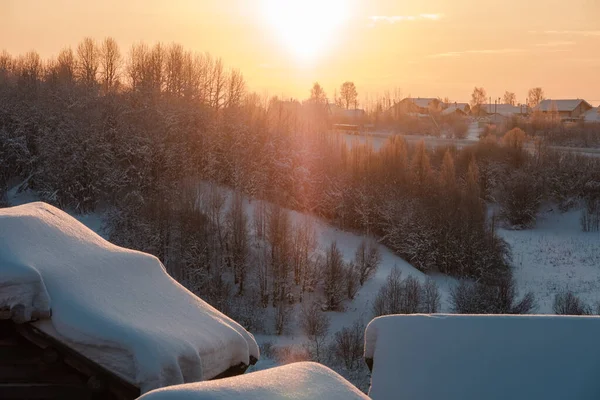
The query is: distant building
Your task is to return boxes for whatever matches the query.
[472,104,530,118]
[535,99,593,121]
[442,105,468,117]
[391,97,444,116]
[443,102,471,114]
[584,107,600,123]
[327,103,366,125]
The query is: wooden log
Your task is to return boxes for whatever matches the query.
[0,383,91,400]
[0,306,52,323]
[365,357,374,372]
[15,324,140,400]
[41,347,60,365]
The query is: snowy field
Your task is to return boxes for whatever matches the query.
[499,209,600,313]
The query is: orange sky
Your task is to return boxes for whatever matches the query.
[1,0,599,104]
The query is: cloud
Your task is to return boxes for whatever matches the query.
[369,14,443,24]
[428,48,526,58]
[530,30,600,37]
[535,40,576,47]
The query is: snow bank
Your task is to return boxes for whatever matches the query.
[0,202,259,393]
[137,362,369,400]
[365,314,600,400]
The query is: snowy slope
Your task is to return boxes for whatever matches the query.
[240,196,455,337]
[137,362,370,400]
[499,209,600,313]
[0,202,259,393]
[365,314,600,400]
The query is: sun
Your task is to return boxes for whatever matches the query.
[263,0,351,63]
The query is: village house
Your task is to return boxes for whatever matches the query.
[390,97,444,117]
[472,103,530,118]
[442,102,470,115]
[441,103,470,117]
[327,103,367,127]
[535,99,593,121]
[584,106,600,123]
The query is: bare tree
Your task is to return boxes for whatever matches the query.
[165,43,184,96]
[503,91,516,106]
[126,42,147,92]
[354,239,382,286]
[18,51,42,86]
[300,300,330,361]
[148,43,165,94]
[99,37,122,93]
[0,50,12,85]
[56,48,76,85]
[291,216,317,288]
[528,87,545,108]
[470,87,487,110]
[267,203,292,307]
[553,291,591,315]
[275,300,292,335]
[225,68,245,109]
[309,82,327,105]
[323,241,346,310]
[332,319,364,370]
[226,193,249,294]
[345,261,360,300]
[76,37,99,87]
[422,278,441,313]
[340,81,358,109]
[210,58,227,112]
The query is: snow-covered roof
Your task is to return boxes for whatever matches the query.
[404,98,440,109]
[365,314,600,400]
[443,102,470,111]
[478,104,530,116]
[138,362,370,400]
[441,106,467,116]
[328,103,365,119]
[584,107,600,123]
[0,202,259,394]
[536,99,592,112]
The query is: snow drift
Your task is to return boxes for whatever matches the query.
[137,362,370,400]
[0,202,259,393]
[365,314,600,400]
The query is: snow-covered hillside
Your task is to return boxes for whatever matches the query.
[499,209,600,313]
[0,202,259,394]
[6,186,600,394]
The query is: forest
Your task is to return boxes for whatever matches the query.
[1,38,600,379]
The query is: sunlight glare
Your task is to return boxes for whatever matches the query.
[263,0,351,63]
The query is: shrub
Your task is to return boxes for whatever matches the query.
[553,291,591,315]
[331,319,365,371]
[581,181,600,232]
[372,268,441,316]
[345,262,360,300]
[422,278,442,313]
[300,301,330,361]
[354,239,382,286]
[498,170,542,228]
[323,242,346,310]
[450,278,536,314]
